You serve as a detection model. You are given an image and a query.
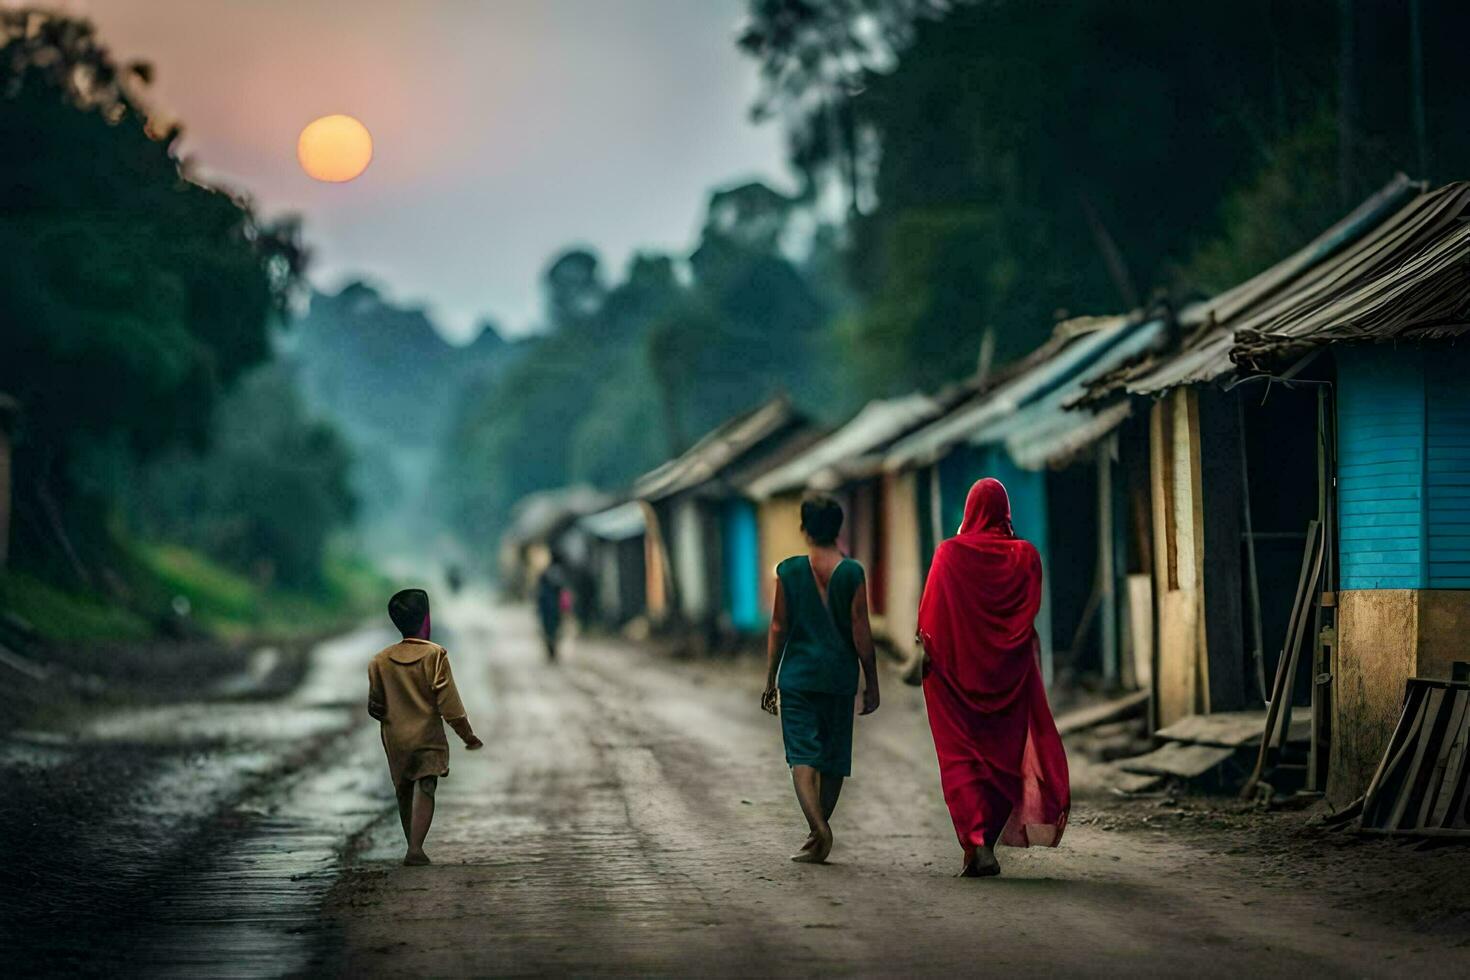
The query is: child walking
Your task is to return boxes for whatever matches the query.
[761,495,880,864]
[368,588,483,865]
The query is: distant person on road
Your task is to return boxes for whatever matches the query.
[918,478,1069,878]
[368,588,483,866]
[535,551,571,661]
[762,494,880,865]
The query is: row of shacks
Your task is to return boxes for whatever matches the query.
[503,176,1470,806]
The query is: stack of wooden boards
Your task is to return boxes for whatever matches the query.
[1360,675,1470,837]
[1119,711,1311,792]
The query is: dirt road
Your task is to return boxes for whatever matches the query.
[319,600,1470,977]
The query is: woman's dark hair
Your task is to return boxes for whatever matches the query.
[388,588,430,635]
[800,494,844,546]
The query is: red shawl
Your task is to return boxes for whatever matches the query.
[919,478,1069,851]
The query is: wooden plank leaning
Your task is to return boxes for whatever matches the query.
[1428,688,1470,830]
[1241,519,1322,799]
[1386,687,1446,831]
[1362,682,1428,824]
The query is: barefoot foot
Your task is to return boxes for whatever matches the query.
[403,849,431,866]
[958,845,1000,878]
[791,826,833,863]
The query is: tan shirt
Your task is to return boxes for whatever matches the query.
[367,638,468,786]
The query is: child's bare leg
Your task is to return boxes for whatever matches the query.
[395,779,415,843]
[802,774,845,850]
[405,776,437,865]
[790,765,832,863]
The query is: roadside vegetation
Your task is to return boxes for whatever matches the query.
[0,11,378,664]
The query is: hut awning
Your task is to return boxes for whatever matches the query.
[1113,176,1470,398]
[1228,181,1470,369]
[1007,400,1133,471]
[884,314,1152,471]
[503,485,613,546]
[633,396,803,502]
[745,393,940,498]
[577,501,646,541]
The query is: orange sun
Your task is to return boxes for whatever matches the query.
[297,114,373,183]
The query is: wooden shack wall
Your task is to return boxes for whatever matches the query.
[757,493,805,616]
[882,470,923,653]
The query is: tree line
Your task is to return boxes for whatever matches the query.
[9,2,1470,593]
[0,10,353,614]
[442,0,1470,555]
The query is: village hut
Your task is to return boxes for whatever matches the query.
[1077,176,1470,800]
[632,396,814,646]
[497,484,611,598]
[575,501,648,628]
[744,393,941,647]
[882,315,1168,689]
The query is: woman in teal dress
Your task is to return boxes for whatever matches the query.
[762,494,881,864]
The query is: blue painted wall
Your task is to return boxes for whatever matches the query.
[935,445,1053,684]
[722,498,762,630]
[936,445,1048,549]
[1338,346,1470,589]
[1427,351,1470,587]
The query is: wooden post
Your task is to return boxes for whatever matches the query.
[0,394,16,569]
[1098,438,1118,685]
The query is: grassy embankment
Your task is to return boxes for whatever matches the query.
[0,535,389,728]
[0,541,386,646]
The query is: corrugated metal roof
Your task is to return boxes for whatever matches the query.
[1008,400,1133,471]
[744,393,940,498]
[504,485,613,545]
[1180,173,1420,331]
[577,501,647,541]
[981,318,1166,469]
[1124,174,1428,395]
[883,315,1134,471]
[724,425,831,492]
[1231,181,1470,367]
[633,395,802,501]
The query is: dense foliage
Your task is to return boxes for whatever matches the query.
[13,2,1470,587]
[440,182,852,546]
[122,365,355,589]
[745,0,1470,388]
[434,0,1470,556]
[290,282,515,560]
[0,11,348,595]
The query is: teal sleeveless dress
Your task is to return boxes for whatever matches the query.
[776,555,865,776]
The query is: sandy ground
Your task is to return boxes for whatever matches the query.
[318,601,1470,978]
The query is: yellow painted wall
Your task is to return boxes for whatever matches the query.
[883,470,923,654]
[1330,588,1470,803]
[1417,590,1470,678]
[1151,390,1210,727]
[639,501,669,622]
[757,493,805,616]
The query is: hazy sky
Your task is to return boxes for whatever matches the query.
[67,0,791,340]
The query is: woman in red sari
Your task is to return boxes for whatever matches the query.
[918,478,1069,877]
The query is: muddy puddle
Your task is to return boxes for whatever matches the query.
[0,626,394,976]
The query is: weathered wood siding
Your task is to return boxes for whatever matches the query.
[1151,389,1206,727]
[757,493,805,616]
[1426,351,1470,587]
[1337,349,1427,589]
[1338,346,1470,589]
[881,470,923,652]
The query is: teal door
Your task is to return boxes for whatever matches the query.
[722,499,762,631]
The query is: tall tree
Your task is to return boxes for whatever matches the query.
[0,10,304,576]
[738,0,955,211]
